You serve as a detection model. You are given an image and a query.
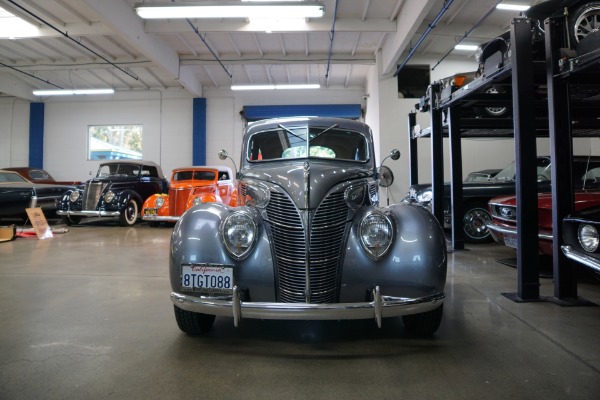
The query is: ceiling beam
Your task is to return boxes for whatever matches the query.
[0,71,39,101]
[79,0,202,96]
[179,53,375,65]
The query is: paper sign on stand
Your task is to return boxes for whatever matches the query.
[25,208,54,239]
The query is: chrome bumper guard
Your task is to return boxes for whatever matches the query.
[171,286,445,328]
[562,245,600,274]
[486,222,553,240]
[56,210,120,217]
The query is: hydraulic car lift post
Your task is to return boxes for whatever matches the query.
[507,17,541,302]
[429,82,445,228]
[447,105,464,250]
[408,112,418,187]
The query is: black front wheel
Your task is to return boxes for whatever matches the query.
[402,304,443,336]
[119,199,138,226]
[174,305,216,335]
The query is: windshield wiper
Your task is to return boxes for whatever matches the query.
[278,124,304,141]
[309,124,338,142]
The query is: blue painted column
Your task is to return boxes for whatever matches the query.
[192,98,207,166]
[29,102,45,168]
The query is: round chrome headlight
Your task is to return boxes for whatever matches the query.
[417,190,432,203]
[193,197,203,206]
[244,184,270,208]
[155,197,165,208]
[345,185,366,210]
[222,211,257,259]
[69,191,80,203]
[359,211,394,260]
[578,224,599,253]
[104,190,115,204]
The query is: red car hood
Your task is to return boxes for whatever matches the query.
[490,191,600,210]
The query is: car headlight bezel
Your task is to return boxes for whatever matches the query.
[104,190,115,204]
[155,197,165,208]
[221,210,257,260]
[243,184,270,208]
[358,211,394,260]
[578,224,599,253]
[417,190,432,204]
[69,191,80,203]
[345,184,367,210]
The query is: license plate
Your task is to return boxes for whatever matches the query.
[504,234,517,249]
[144,208,157,215]
[181,264,234,294]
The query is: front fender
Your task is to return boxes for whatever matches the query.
[170,203,276,301]
[340,203,447,302]
[114,191,142,211]
[142,193,169,216]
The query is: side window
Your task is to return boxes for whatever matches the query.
[142,166,158,178]
[583,167,600,181]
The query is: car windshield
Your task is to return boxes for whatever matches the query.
[247,124,369,162]
[492,158,551,182]
[0,172,29,183]
[173,170,216,181]
[97,163,140,178]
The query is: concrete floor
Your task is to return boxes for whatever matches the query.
[1,220,599,400]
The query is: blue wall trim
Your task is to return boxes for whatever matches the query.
[241,104,362,121]
[192,98,207,166]
[29,102,45,168]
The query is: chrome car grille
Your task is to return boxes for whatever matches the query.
[82,182,104,210]
[266,190,349,303]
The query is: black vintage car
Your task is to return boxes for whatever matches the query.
[405,156,600,244]
[0,170,74,221]
[57,160,167,226]
[562,206,600,276]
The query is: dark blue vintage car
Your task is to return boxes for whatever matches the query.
[169,117,447,337]
[57,160,167,226]
[0,170,74,221]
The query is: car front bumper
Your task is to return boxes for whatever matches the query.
[57,210,121,217]
[171,286,445,328]
[562,245,600,274]
[486,222,553,242]
[142,214,180,222]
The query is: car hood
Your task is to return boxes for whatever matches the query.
[242,160,374,209]
[489,191,600,210]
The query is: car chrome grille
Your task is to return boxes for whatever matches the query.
[266,190,349,303]
[170,187,192,216]
[82,182,104,210]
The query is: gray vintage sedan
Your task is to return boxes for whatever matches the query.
[169,117,447,336]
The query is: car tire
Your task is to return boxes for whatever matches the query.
[474,85,509,118]
[569,1,600,46]
[402,304,443,336]
[174,305,216,335]
[119,199,138,226]
[463,201,493,244]
[61,215,82,226]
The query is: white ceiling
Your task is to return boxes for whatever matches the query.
[0,0,535,100]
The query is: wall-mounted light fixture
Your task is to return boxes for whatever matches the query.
[33,88,115,96]
[496,3,530,11]
[231,84,320,90]
[134,1,325,19]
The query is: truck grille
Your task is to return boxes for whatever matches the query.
[82,182,104,210]
[266,190,349,303]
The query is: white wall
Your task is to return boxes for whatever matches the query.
[0,97,30,168]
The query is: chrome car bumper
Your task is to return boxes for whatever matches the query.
[56,210,121,217]
[171,286,445,328]
[486,222,553,241]
[562,245,600,274]
[142,214,180,222]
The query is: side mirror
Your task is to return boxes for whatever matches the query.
[217,149,239,179]
[389,149,400,161]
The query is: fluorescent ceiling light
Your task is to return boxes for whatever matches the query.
[231,84,320,90]
[33,89,115,96]
[135,2,325,19]
[496,4,531,11]
[0,6,40,39]
[454,44,479,51]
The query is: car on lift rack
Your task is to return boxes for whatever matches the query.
[404,156,600,244]
[57,160,167,226]
[142,166,237,226]
[169,117,448,337]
